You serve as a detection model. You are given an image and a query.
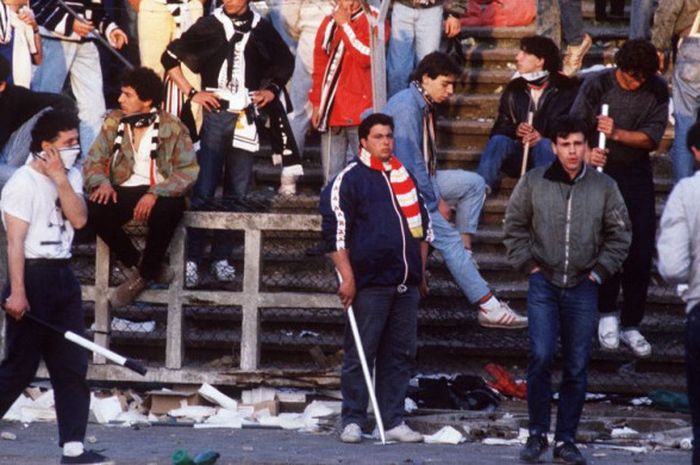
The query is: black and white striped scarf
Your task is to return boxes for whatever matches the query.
[112,110,161,185]
[316,8,364,133]
[412,81,438,177]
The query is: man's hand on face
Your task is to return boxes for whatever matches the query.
[40,147,68,183]
[133,193,156,222]
[333,6,351,25]
[4,292,29,320]
[89,182,118,204]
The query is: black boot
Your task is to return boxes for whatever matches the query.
[553,442,587,465]
[519,435,548,463]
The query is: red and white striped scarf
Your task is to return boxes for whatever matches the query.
[358,148,423,239]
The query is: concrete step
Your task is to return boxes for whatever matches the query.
[460,46,616,69]
[458,24,629,48]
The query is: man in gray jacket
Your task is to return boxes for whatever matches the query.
[505,116,631,465]
[657,121,700,465]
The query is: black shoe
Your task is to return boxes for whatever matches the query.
[553,442,587,465]
[61,450,115,465]
[519,435,548,463]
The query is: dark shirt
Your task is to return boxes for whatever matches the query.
[0,84,73,151]
[162,12,293,93]
[569,69,669,181]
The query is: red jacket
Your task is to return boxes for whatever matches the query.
[309,8,389,128]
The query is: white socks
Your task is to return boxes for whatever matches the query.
[479,295,500,312]
[63,441,84,457]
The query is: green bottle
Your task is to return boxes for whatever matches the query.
[172,449,195,465]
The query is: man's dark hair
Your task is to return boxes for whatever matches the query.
[687,122,700,153]
[614,39,659,80]
[551,116,588,142]
[120,67,164,108]
[30,109,81,152]
[520,35,561,74]
[410,51,462,82]
[359,113,394,140]
[0,55,9,83]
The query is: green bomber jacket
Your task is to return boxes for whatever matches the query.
[83,109,199,197]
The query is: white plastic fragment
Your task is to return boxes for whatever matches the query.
[91,396,124,424]
[404,397,418,413]
[198,383,238,410]
[1,432,17,440]
[423,426,465,445]
[611,426,639,439]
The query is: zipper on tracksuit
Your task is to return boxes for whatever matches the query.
[562,187,573,286]
[381,172,409,290]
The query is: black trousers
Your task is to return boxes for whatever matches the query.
[0,262,89,446]
[599,174,656,328]
[87,185,186,280]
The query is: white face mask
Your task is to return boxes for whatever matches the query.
[58,145,81,171]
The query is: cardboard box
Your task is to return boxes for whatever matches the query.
[239,400,279,416]
[146,389,208,416]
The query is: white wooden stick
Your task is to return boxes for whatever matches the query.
[597,104,610,172]
[336,271,387,445]
[520,111,535,177]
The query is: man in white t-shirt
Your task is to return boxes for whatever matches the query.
[0,110,112,465]
[83,67,198,308]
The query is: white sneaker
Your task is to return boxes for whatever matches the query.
[620,329,652,358]
[211,259,236,282]
[185,261,199,288]
[278,174,297,196]
[478,297,528,329]
[598,315,619,350]
[384,422,423,443]
[340,423,362,443]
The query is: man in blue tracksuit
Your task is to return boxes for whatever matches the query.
[320,113,431,444]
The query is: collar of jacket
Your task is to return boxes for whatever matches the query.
[543,158,587,185]
[115,109,173,141]
[408,83,429,112]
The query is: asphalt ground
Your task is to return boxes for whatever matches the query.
[0,420,692,465]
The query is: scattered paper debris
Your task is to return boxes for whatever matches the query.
[1,432,17,440]
[91,395,123,424]
[168,406,217,423]
[241,387,276,405]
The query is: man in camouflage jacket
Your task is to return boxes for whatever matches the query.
[83,67,198,307]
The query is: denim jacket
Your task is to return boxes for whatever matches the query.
[383,85,441,211]
[83,110,199,198]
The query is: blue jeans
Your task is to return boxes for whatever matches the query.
[341,285,419,430]
[477,135,556,191]
[321,126,359,186]
[386,3,443,97]
[526,272,598,443]
[31,39,105,157]
[687,304,700,465]
[629,0,655,39]
[430,209,490,302]
[435,170,486,235]
[536,0,583,47]
[288,54,313,157]
[0,263,89,446]
[187,110,255,262]
[671,37,700,183]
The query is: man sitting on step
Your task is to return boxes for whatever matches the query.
[476,35,579,193]
[570,39,669,358]
[83,67,199,307]
[383,51,527,329]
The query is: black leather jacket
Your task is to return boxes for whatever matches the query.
[491,73,579,141]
